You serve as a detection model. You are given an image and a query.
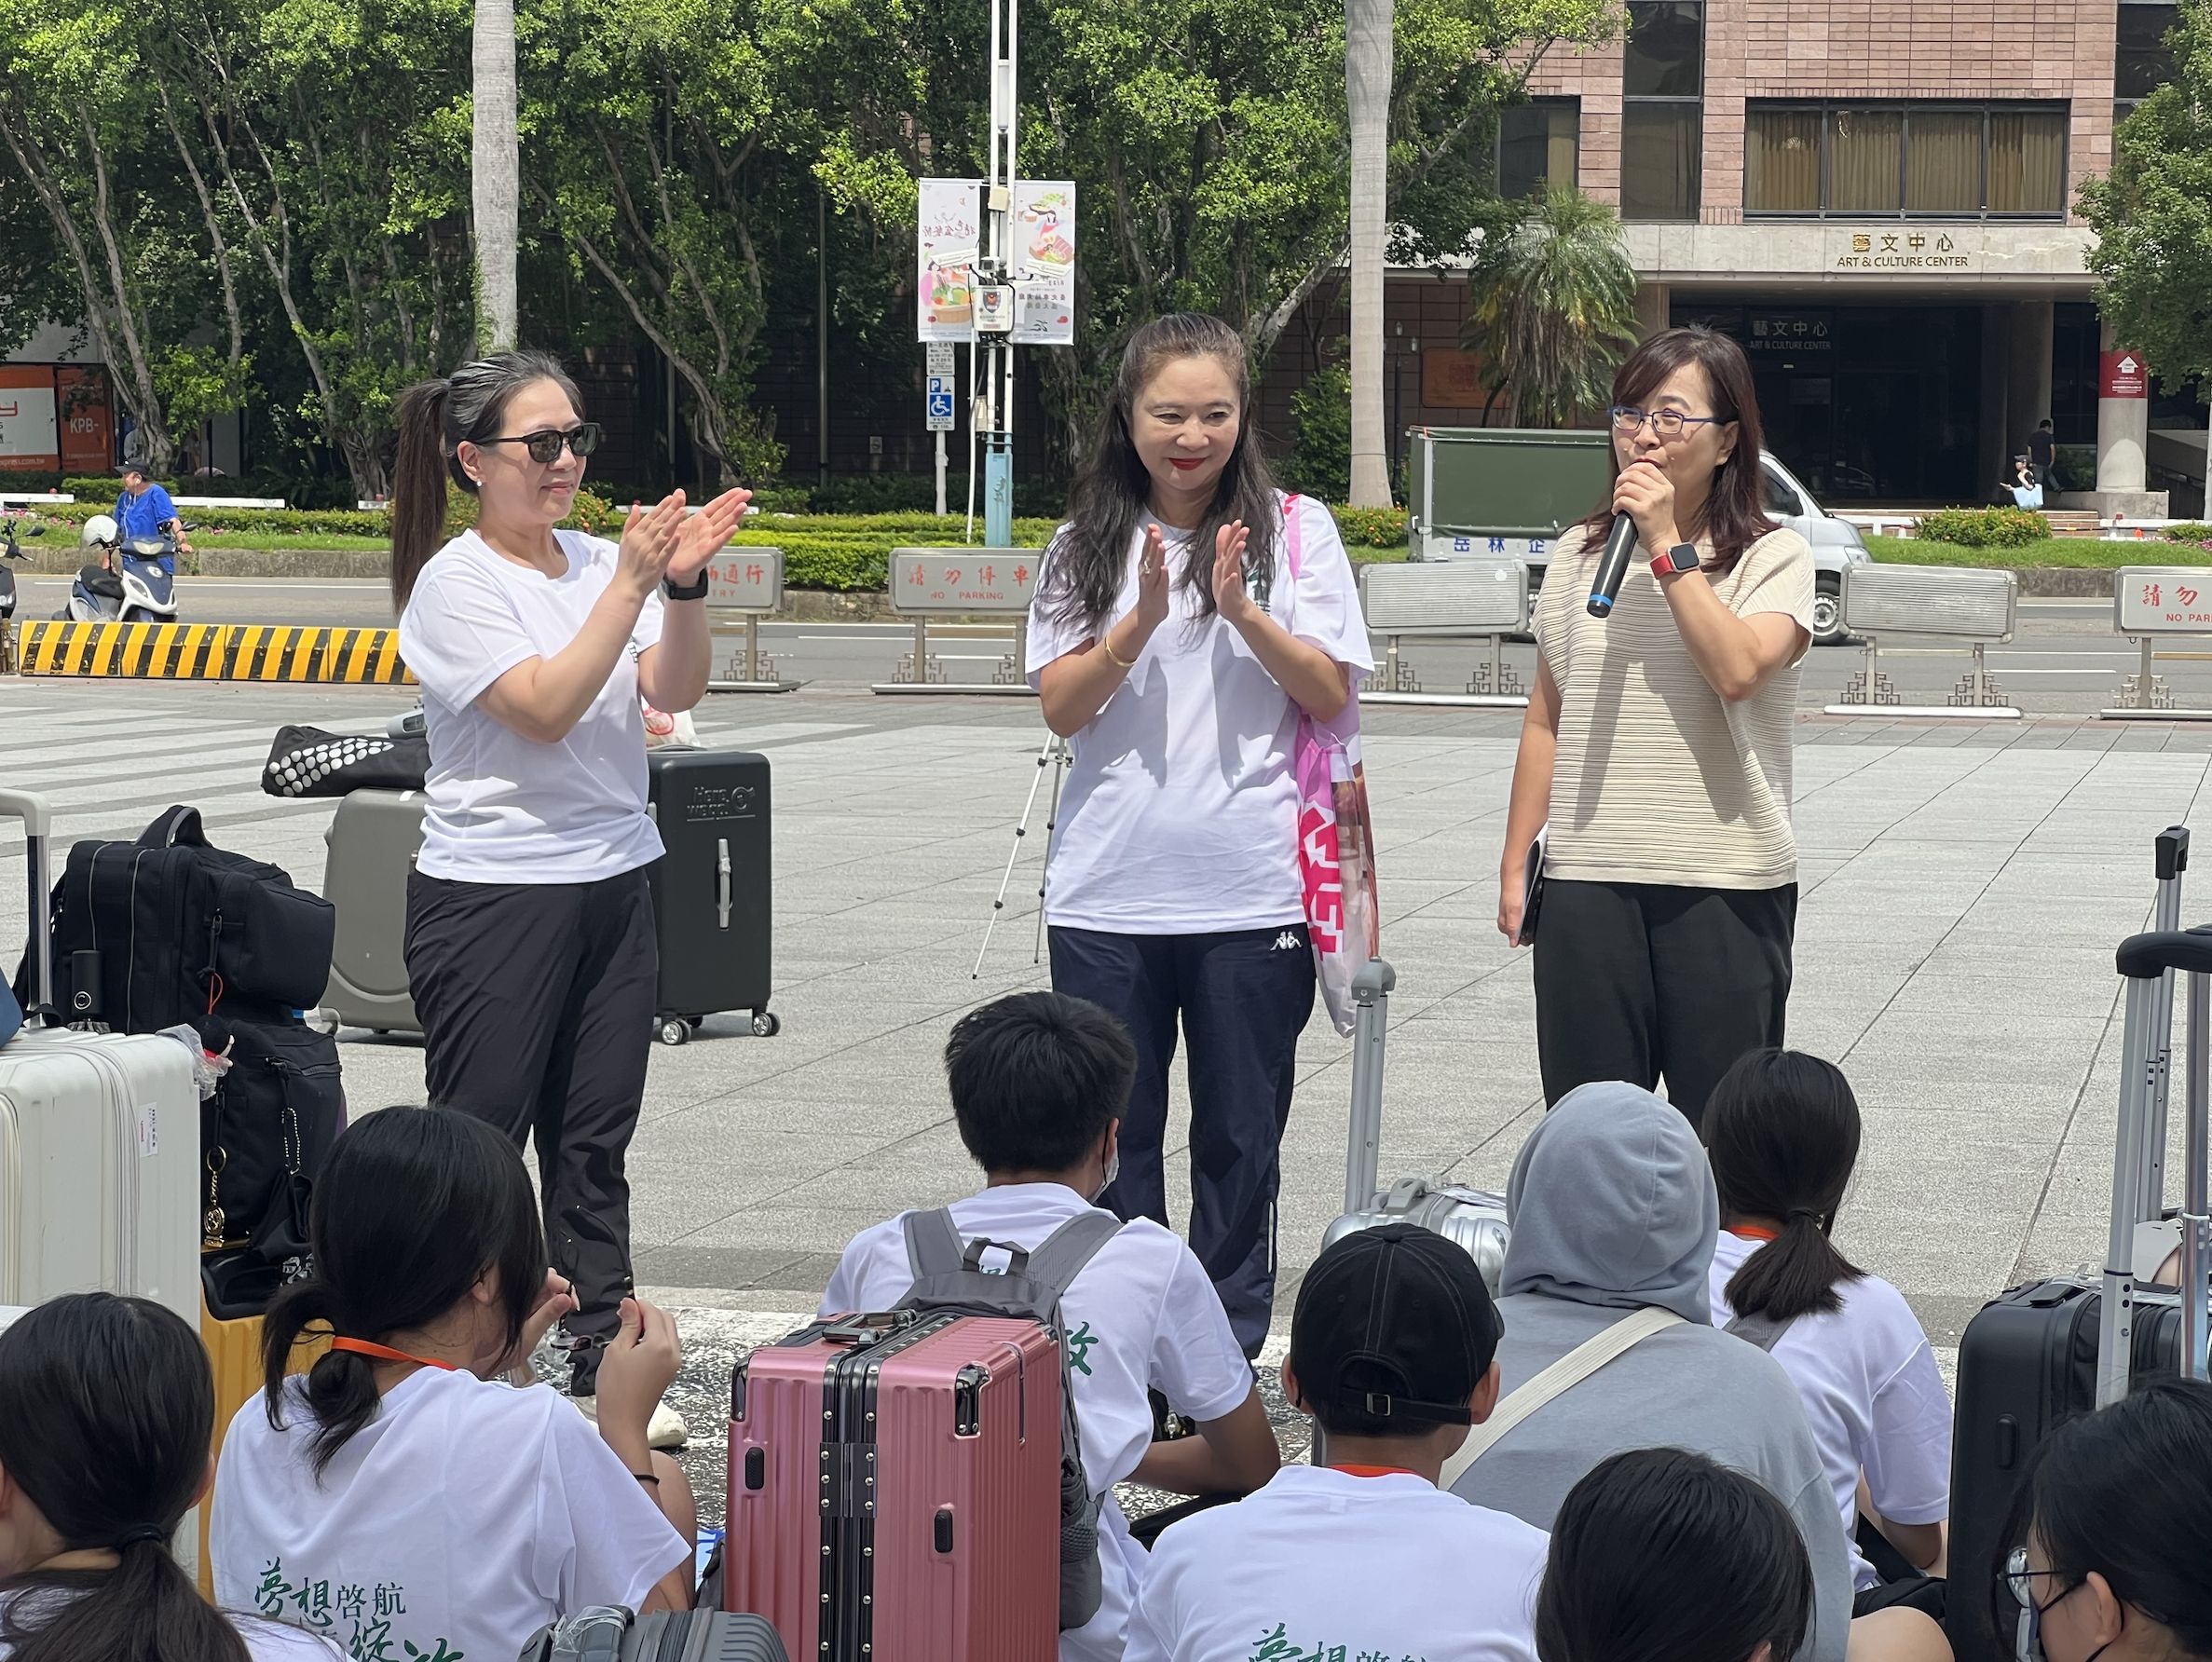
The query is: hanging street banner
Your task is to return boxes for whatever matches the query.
[1013,182,1076,346]
[918,179,981,343]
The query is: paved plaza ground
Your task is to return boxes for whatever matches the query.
[6,679,2210,1518]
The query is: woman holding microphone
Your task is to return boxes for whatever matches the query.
[389,349,749,1434]
[1498,326,1814,1129]
[1027,312,1372,1357]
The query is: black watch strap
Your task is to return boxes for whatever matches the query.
[662,570,710,602]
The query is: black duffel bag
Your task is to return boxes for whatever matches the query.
[199,1013,347,1265]
[13,805,335,1032]
[263,723,430,799]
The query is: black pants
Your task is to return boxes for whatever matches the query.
[1533,879,1796,1129]
[1049,924,1316,1358]
[404,866,657,1389]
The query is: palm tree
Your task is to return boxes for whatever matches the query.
[473,0,519,353]
[1463,186,1640,428]
[1345,0,1393,506]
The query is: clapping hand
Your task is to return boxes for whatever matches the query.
[615,492,689,599]
[1133,524,1172,633]
[666,487,755,584]
[1208,519,1255,625]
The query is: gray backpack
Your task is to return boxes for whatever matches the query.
[897,1208,1121,1632]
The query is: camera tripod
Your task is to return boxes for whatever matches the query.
[972,733,1072,978]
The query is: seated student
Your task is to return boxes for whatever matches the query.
[0,1292,338,1661]
[1447,1081,1856,1662]
[212,1108,695,1660]
[1127,1224,1549,1662]
[2004,1377,2212,1662]
[1536,1447,1814,1662]
[821,991,1279,1662]
[1703,1050,1951,1615]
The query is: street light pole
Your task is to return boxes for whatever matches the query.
[978,0,1018,548]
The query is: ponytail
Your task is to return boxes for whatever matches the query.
[0,1294,251,1662]
[389,377,454,608]
[389,350,589,609]
[261,1278,380,1478]
[1701,1049,1867,1323]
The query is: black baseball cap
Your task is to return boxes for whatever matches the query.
[1290,1224,1503,1432]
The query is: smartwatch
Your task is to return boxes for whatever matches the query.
[1650,543,1700,579]
[662,570,710,602]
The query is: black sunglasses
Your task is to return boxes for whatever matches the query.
[482,423,602,464]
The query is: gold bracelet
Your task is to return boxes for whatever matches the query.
[1100,633,1135,669]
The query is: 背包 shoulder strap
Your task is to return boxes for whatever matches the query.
[1020,1209,1124,1305]
[1724,1309,1798,1353]
[1438,1305,1686,1491]
[901,1206,971,1280]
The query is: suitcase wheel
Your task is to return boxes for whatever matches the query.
[657,1017,691,1047]
[751,1010,781,1038]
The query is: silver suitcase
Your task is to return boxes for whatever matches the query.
[321,788,426,1035]
[1321,959,1510,1293]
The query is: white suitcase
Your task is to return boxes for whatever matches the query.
[0,789,200,1331]
[1321,960,1511,1294]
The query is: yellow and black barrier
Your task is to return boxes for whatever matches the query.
[14,621,415,685]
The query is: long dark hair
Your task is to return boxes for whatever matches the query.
[0,1293,251,1662]
[1578,324,1776,573]
[262,1107,547,1477]
[1039,312,1284,635]
[2017,1378,2212,1656]
[389,349,584,607]
[1536,1446,1815,1662]
[1703,1049,1868,1322]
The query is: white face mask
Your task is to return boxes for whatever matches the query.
[1092,1147,1120,1205]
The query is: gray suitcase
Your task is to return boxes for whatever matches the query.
[321,788,426,1035]
[519,1607,788,1661]
[1321,959,1511,1293]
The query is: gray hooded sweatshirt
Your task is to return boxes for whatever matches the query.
[1448,1082,1854,1662]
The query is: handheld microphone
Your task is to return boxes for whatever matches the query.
[1586,511,1640,619]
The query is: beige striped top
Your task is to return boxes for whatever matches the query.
[1534,523,1815,891]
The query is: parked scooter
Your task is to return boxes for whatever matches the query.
[61,514,186,624]
[0,511,45,629]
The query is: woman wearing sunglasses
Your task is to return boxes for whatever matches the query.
[2000,1377,2212,1662]
[1495,325,1816,1129]
[388,350,749,1441]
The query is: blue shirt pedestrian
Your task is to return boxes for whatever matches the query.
[113,481,179,573]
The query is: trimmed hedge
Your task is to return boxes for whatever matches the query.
[1912,507,2049,550]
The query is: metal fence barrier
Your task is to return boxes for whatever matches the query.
[1825,564,2021,719]
[2104,565,2212,720]
[1358,558,1532,708]
[703,546,795,692]
[874,548,1040,695]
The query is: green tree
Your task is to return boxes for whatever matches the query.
[1288,361,1352,498]
[1461,184,1638,427]
[2080,0,2212,476]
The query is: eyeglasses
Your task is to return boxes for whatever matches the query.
[1609,405,1727,440]
[2003,1547,2071,1611]
[481,423,603,464]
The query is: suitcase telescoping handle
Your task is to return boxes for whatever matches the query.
[2104,928,2212,1404]
[2142,829,2192,1217]
[1345,959,1395,1215]
[0,788,55,1018]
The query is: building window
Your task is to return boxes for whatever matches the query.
[1742,102,2068,218]
[1499,100,1579,199]
[2117,0,2178,121]
[1621,0,1702,220]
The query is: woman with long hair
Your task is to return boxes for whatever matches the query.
[0,1293,337,1662]
[1024,311,1373,1357]
[1496,324,1817,1127]
[212,1108,695,1658]
[389,350,747,1439]
[1704,1050,1952,1615]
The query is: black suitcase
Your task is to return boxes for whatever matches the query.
[646,747,775,1043]
[1946,827,2210,1662]
[517,1606,788,1661]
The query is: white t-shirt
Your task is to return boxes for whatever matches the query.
[212,1368,689,1661]
[822,1182,1256,1662]
[1024,494,1374,933]
[1709,1232,1952,1589]
[399,528,667,883]
[0,1588,343,1660]
[1126,1465,1550,1662]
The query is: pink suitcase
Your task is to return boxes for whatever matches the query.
[726,1309,1061,1662]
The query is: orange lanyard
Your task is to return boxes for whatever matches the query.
[329,1337,457,1371]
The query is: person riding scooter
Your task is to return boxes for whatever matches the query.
[63,514,182,624]
[114,466,192,574]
